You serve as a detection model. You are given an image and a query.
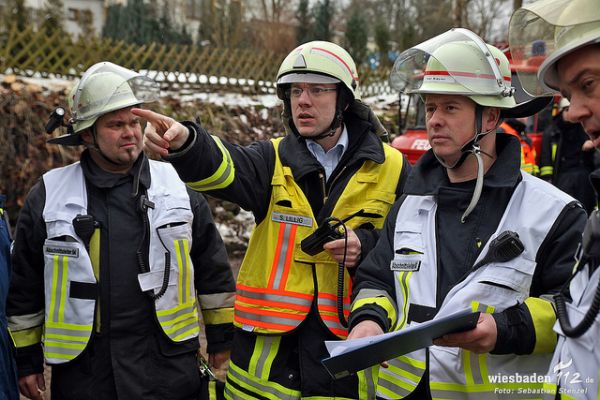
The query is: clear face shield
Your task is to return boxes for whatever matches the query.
[509,0,600,96]
[389,28,513,99]
[70,62,160,127]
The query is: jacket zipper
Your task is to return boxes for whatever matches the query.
[319,171,327,205]
[326,166,347,203]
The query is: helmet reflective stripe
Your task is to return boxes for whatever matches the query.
[509,0,600,95]
[392,29,518,110]
[276,41,360,100]
[277,72,340,85]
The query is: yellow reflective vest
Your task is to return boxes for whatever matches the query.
[234,137,404,338]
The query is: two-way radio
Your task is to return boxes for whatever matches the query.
[301,209,367,328]
[555,210,600,338]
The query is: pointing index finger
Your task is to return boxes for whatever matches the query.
[131,107,161,123]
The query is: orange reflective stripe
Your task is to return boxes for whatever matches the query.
[237,284,313,302]
[235,285,313,333]
[235,303,305,321]
[234,315,296,332]
[237,294,311,312]
[279,224,297,289]
[267,223,298,290]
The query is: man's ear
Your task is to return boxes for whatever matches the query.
[80,129,93,145]
[484,107,501,131]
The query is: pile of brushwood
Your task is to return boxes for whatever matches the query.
[0,75,399,256]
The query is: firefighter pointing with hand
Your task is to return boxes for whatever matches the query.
[509,1,600,398]
[347,29,586,399]
[138,41,411,399]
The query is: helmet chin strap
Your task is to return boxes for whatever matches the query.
[432,105,494,223]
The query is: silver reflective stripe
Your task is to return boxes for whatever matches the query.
[157,304,197,324]
[227,362,299,400]
[272,223,293,290]
[237,289,312,307]
[468,352,485,385]
[44,344,84,356]
[390,357,425,378]
[377,370,414,398]
[188,138,234,191]
[176,239,188,304]
[318,296,349,310]
[8,311,44,330]
[198,292,235,309]
[235,309,300,327]
[168,319,198,339]
[254,336,279,379]
[361,367,377,400]
[45,327,90,338]
[353,288,391,302]
[193,161,232,190]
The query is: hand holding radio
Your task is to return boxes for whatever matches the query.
[323,228,361,268]
[300,209,366,257]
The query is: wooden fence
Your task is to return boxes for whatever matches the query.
[0,23,393,96]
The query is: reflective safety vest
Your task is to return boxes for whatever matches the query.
[41,161,199,364]
[542,264,600,400]
[500,122,539,176]
[377,172,573,399]
[234,137,403,338]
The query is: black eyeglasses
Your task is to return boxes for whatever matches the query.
[286,87,337,99]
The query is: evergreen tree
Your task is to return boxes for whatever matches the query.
[77,9,96,38]
[312,0,334,41]
[102,4,122,40]
[295,0,312,45]
[344,10,368,66]
[40,0,66,35]
[374,19,390,67]
[2,0,28,32]
[178,25,193,45]
[126,0,147,45]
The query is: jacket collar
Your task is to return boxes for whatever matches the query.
[404,133,522,196]
[80,150,151,191]
[278,111,385,181]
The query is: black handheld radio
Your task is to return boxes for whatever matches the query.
[300,209,367,328]
[301,209,366,256]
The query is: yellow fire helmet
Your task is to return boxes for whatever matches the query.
[49,62,159,146]
[509,0,600,96]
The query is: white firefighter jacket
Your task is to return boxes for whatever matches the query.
[378,172,574,399]
[543,263,600,400]
[41,160,199,364]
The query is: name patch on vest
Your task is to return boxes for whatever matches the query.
[272,212,313,227]
[390,255,421,272]
[45,245,79,258]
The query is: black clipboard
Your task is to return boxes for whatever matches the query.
[322,310,480,379]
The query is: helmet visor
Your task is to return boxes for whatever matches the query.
[509,0,600,96]
[390,28,512,97]
[71,62,159,125]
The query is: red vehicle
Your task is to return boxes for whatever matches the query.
[391,54,558,165]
